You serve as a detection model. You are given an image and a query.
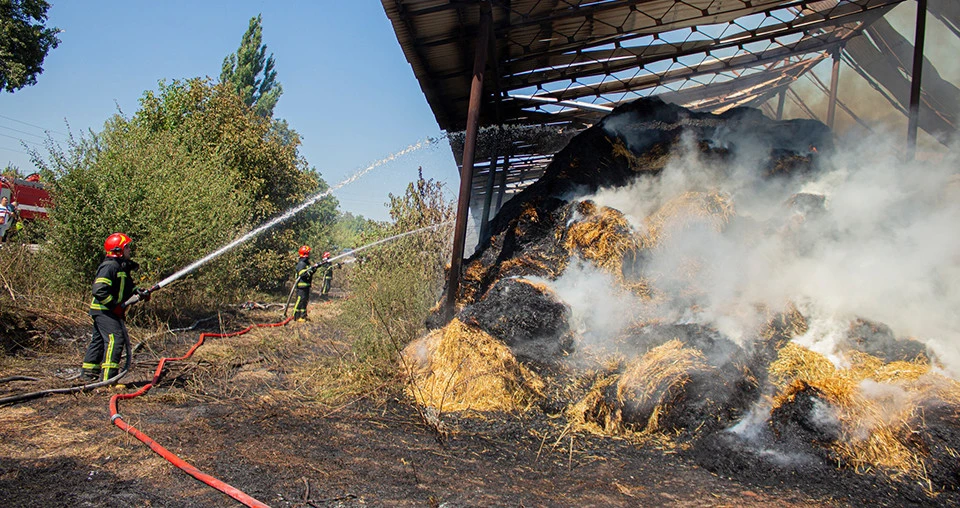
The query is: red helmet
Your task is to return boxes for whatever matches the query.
[104,233,133,257]
[298,245,311,257]
[322,252,331,260]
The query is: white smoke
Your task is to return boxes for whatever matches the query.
[554,129,960,377]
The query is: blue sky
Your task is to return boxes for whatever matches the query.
[0,1,459,221]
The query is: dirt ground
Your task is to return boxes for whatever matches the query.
[0,299,944,507]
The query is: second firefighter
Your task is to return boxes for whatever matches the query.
[293,245,319,322]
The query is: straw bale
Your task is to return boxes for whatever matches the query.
[617,340,708,432]
[563,203,638,273]
[640,191,735,249]
[401,318,544,413]
[769,344,937,478]
[566,373,624,435]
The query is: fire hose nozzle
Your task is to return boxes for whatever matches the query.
[122,284,161,308]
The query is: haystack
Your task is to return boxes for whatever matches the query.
[401,318,544,413]
[567,340,711,435]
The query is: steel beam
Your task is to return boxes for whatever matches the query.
[827,48,842,129]
[776,89,786,120]
[907,0,928,159]
[445,2,491,321]
[478,130,501,248]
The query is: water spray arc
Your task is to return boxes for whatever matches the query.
[123,137,439,308]
[283,220,453,316]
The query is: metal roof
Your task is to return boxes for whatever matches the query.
[382,0,906,216]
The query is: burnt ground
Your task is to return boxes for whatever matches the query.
[0,298,946,507]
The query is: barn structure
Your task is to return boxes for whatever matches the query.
[380,0,957,316]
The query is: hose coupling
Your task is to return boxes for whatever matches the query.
[110,413,124,423]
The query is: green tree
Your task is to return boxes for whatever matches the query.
[0,0,61,92]
[35,78,336,303]
[220,14,281,118]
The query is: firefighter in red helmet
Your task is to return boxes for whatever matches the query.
[81,233,151,382]
[319,251,337,299]
[293,245,318,321]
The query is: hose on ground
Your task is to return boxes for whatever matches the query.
[110,316,292,508]
[0,317,216,406]
[0,339,132,406]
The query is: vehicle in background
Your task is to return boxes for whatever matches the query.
[0,174,50,221]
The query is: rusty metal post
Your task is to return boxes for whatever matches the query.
[444,3,491,321]
[775,89,786,120]
[826,48,841,130]
[906,0,928,159]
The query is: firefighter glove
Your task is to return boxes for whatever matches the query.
[136,288,151,302]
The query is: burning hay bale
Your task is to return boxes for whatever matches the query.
[639,191,735,249]
[843,318,929,363]
[562,201,638,274]
[458,278,572,365]
[401,318,544,413]
[767,342,960,487]
[616,340,709,433]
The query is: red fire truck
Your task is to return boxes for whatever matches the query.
[0,174,50,221]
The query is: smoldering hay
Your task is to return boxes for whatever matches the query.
[401,98,960,498]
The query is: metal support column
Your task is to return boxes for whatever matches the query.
[775,90,786,120]
[906,0,928,159]
[477,129,501,247]
[495,155,509,212]
[826,48,841,129]
[444,2,491,321]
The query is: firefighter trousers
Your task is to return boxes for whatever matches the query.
[293,287,311,320]
[81,314,128,382]
[321,277,332,297]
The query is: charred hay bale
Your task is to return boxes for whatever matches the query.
[615,340,708,432]
[770,381,843,447]
[401,318,544,413]
[844,318,929,363]
[458,278,572,365]
[450,198,571,311]
[912,402,960,493]
[768,344,940,480]
[617,323,763,435]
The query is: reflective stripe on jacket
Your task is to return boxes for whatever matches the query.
[90,257,140,316]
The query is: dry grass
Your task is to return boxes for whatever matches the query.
[400,318,544,413]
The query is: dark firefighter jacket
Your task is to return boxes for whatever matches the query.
[320,262,335,280]
[296,258,318,288]
[89,257,140,317]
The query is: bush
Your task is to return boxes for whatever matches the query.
[33,78,336,307]
[337,171,454,376]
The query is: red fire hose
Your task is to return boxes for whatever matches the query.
[109,316,293,508]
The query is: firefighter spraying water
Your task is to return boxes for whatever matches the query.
[120,137,439,310]
[282,221,453,317]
